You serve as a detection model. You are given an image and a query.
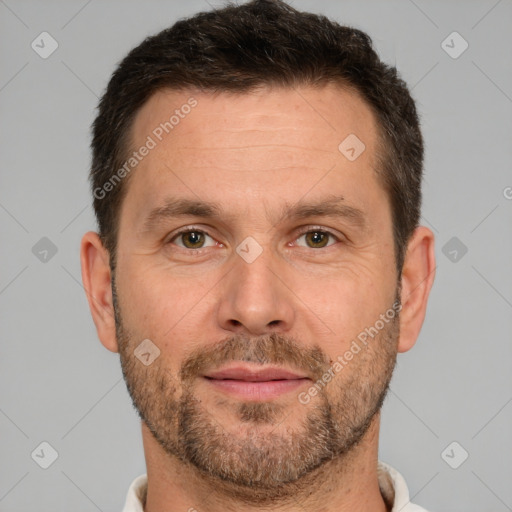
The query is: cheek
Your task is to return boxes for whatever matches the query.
[298,266,395,356]
[117,263,210,364]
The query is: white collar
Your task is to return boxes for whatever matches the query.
[121,461,429,512]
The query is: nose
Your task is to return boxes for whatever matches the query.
[216,245,295,336]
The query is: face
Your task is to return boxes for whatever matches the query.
[113,84,400,493]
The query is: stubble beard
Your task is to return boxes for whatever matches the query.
[113,278,399,503]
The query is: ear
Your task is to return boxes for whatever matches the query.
[80,231,119,353]
[397,226,436,353]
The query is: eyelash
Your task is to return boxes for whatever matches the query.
[166,225,342,252]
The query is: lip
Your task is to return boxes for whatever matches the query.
[203,364,310,400]
[205,365,307,381]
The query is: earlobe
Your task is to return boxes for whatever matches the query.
[397,226,436,353]
[80,231,119,353]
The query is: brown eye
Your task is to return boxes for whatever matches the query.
[305,231,329,248]
[181,231,205,248]
[296,230,337,249]
[170,229,216,250]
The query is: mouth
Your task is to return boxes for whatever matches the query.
[203,364,311,400]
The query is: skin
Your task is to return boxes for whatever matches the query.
[81,83,435,512]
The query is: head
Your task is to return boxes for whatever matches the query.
[81,0,435,501]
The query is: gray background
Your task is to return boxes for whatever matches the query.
[1,0,511,511]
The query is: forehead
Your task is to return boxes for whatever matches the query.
[131,83,378,159]
[121,83,383,226]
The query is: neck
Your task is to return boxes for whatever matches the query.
[141,414,389,512]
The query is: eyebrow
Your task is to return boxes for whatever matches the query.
[140,194,367,234]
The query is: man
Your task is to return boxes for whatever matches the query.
[80,0,435,510]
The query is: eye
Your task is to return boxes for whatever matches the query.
[169,229,217,250]
[167,227,340,252]
[295,229,339,249]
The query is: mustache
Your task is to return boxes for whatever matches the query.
[180,332,331,383]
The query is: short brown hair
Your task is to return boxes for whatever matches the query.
[90,0,423,273]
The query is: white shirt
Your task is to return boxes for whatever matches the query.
[121,461,429,512]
